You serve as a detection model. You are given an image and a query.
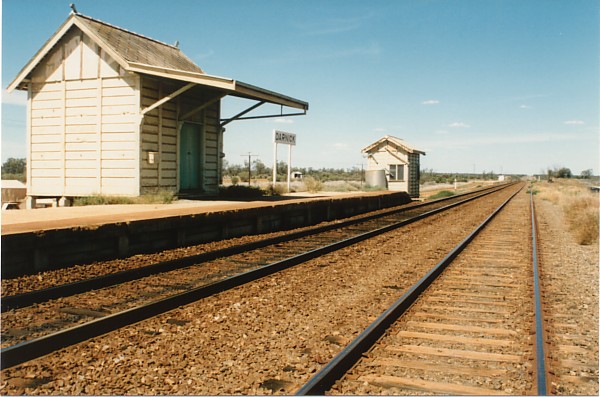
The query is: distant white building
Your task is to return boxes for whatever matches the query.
[362,135,425,198]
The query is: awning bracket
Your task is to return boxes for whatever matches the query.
[220,101,266,127]
[141,82,195,117]
[219,102,307,127]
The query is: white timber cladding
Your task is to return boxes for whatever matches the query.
[28,27,140,197]
[366,142,410,192]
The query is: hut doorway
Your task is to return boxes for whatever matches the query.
[179,122,204,191]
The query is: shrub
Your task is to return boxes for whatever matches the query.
[303,176,323,193]
[73,189,175,206]
[429,190,456,199]
[322,181,360,192]
[74,195,134,206]
[563,195,599,245]
[138,189,175,204]
[263,184,286,196]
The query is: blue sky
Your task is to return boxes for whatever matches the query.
[2,0,598,175]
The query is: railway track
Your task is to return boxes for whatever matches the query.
[1,184,514,363]
[298,184,547,395]
[2,184,510,309]
[0,182,549,395]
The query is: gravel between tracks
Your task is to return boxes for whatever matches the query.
[0,188,515,395]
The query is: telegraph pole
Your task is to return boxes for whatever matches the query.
[241,153,258,186]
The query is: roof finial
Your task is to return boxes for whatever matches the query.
[174,40,180,48]
[70,3,78,14]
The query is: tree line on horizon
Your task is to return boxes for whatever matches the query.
[1,157,596,185]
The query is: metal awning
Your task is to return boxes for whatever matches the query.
[128,62,308,126]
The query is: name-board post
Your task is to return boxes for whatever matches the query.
[273,130,296,193]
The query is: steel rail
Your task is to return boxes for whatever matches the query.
[295,184,523,395]
[0,184,515,370]
[530,185,548,395]
[2,183,513,311]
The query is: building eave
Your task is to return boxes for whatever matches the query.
[129,62,308,111]
[6,14,76,92]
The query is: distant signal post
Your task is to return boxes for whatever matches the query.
[273,130,296,192]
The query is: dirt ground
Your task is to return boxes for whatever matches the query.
[534,179,599,395]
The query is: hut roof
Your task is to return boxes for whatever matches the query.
[362,135,426,156]
[76,13,203,74]
[7,11,308,111]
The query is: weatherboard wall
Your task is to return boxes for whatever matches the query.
[27,27,140,198]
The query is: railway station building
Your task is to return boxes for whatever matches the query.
[362,135,425,198]
[7,10,308,208]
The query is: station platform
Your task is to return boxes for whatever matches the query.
[1,192,355,236]
[1,191,412,278]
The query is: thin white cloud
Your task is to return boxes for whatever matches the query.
[196,49,215,60]
[333,142,349,150]
[508,94,549,102]
[297,12,376,36]
[259,41,381,66]
[328,42,381,59]
[422,132,590,150]
[520,105,531,109]
[373,127,387,132]
[2,90,27,106]
[422,99,440,105]
[272,118,294,124]
[449,122,470,128]
[564,120,585,125]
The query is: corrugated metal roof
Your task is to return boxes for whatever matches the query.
[77,14,203,74]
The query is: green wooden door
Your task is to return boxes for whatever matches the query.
[179,123,203,191]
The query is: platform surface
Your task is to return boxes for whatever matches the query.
[0,191,380,235]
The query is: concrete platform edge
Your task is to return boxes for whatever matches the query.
[1,192,411,278]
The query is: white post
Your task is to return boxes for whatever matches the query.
[287,144,292,192]
[273,140,277,185]
[273,130,296,193]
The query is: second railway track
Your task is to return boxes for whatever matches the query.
[311,183,542,395]
[1,182,539,394]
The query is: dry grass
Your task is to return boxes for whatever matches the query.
[536,179,599,245]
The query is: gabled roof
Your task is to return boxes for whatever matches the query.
[76,14,203,74]
[362,135,425,156]
[7,12,308,111]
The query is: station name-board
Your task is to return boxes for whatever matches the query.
[273,130,296,146]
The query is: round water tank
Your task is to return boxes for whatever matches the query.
[365,169,387,189]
